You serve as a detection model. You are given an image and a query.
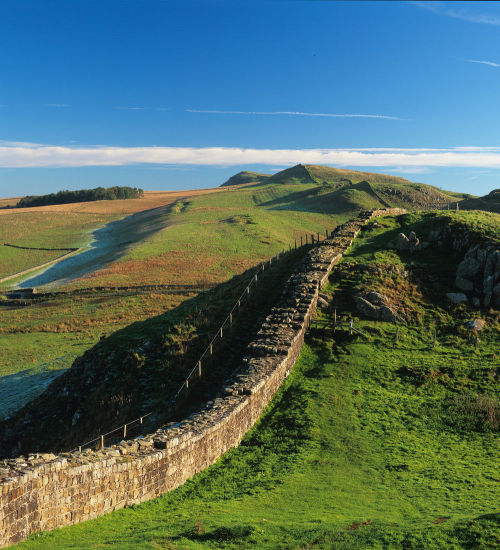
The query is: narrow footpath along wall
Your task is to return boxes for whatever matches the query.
[0,208,406,547]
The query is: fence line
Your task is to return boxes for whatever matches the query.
[70,228,335,452]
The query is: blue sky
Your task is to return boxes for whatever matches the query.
[2,0,500,196]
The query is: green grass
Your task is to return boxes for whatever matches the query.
[0,290,190,376]
[0,247,66,279]
[73,184,341,288]
[0,211,112,249]
[12,211,499,549]
[15,320,499,549]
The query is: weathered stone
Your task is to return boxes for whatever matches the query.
[396,233,410,251]
[456,257,481,279]
[446,292,468,304]
[455,276,474,291]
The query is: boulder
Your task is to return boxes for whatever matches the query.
[396,233,410,251]
[354,292,398,322]
[455,276,474,291]
[456,257,481,279]
[446,292,468,304]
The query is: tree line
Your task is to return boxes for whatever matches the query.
[15,186,144,208]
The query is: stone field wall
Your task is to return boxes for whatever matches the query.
[0,208,406,547]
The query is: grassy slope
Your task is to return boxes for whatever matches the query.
[220,171,271,187]
[13,211,499,549]
[72,184,342,288]
[0,184,341,421]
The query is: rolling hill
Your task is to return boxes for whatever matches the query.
[232,164,460,212]
[220,170,271,187]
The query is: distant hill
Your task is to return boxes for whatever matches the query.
[264,164,412,186]
[227,164,459,211]
[221,171,271,187]
[459,189,500,213]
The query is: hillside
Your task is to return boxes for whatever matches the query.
[6,209,499,549]
[220,170,271,186]
[225,164,459,211]
[264,163,412,186]
[459,189,500,213]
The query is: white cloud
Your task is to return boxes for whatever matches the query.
[385,166,432,174]
[468,59,500,68]
[4,142,500,169]
[114,106,145,110]
[45,103,69,108]
[411,1,500,26]
[186,109,406,120]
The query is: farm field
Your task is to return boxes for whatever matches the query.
[11,211,499,549]
[0,189,224,285]
[73,182,341,289]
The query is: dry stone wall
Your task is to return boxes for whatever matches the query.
[0,208,405,547]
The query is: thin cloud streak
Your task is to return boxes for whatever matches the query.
[186,109,406,120]
[468,59,500,67]
[4,143,500,169]
[411,1,500,26]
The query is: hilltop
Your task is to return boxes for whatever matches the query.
[228,164,460,212]
[220,170,270,187]
[264,163,412,186]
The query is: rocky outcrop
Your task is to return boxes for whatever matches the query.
[354,291,399,322]
[393,231,427,253]
[454,244,500,307]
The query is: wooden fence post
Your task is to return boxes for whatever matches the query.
[101,435,104,449]
[123,424,127,438]
[198,360,202,376]
[349,319,353,336]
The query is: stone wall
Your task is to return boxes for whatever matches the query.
[0,208,405,547]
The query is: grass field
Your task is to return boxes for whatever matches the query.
[0,288,195,419]
[0,182,341,429]
[0,247,68,279]
[13,309,499,549]
[69,183,342,289]
[0,189,224,285]
[9,210,499,549]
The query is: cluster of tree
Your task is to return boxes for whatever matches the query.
[16,186,144,208]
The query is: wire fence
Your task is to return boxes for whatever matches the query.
[70,228,335,453]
